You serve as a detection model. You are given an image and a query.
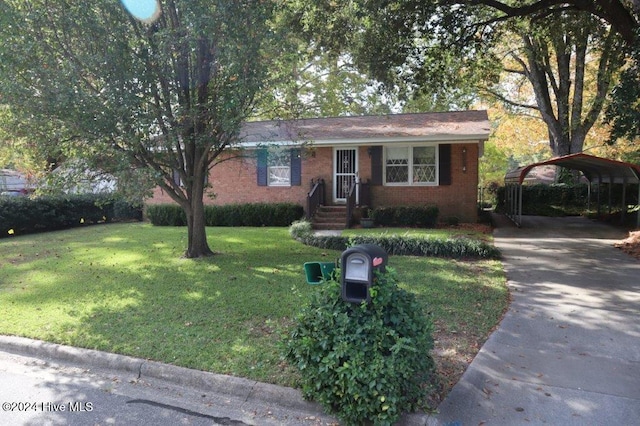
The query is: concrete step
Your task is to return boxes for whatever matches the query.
[312,206,346,230]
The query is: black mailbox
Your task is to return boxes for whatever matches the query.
[341,244,388,303]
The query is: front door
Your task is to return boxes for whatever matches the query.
[334,148,358,203]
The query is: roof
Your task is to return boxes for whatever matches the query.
[505,153,640,185]
[239,111,491,147]
[0,169,29,191]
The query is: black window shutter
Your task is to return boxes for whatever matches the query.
[257,149,268,186]
[370,146,383,186]
[290,149,301,186]
[439,144,452,185]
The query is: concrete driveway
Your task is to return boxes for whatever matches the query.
[432,215,640,425]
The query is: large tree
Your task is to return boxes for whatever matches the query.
[0,0,279,257]
[290,0,639,144]
[287,1,502,109]
[458,0,638,44]
[488,11,625,157]
[605,27,640,143]
[256,45,396,119]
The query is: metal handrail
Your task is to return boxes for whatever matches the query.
[345,180,357,228]
[306,178,325,220]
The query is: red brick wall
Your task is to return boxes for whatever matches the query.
[149,147,334,206]
[148,143,479,222]
[367,144,479,222]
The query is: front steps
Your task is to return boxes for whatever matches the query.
[312,206,347,230]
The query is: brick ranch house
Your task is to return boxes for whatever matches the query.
[149,110,491,227]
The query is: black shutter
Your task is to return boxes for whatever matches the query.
[439,144,452,185]
[257,149,268,186]
[370,146,383,186]
[290,149,301,186]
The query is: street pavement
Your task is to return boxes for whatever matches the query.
[2,215,639,425]
[0,336,338,425]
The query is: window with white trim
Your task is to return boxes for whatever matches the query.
[267,148,291,186]
[384,145,437,185]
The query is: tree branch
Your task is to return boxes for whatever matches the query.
[462,0,638,44]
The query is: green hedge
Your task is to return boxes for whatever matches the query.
[496,183,638,216]
[289,220,501,260]
[146,203,304,227]
[371,205,439,227]
[0,194,142,237]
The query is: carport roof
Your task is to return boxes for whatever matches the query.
[505,153,640,185]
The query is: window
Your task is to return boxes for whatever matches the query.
[172,169,208,187]
[385,147,409,183]
[412,146,436,183]
[257,147,301,187]
[384,145,437,185]
[267,148,291,186]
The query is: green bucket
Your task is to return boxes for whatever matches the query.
[303,261,336,285]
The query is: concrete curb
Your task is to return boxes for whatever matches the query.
[0,335,436,425]
[0,335,323,415]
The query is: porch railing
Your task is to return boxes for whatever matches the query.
[345,180,357,228]
[306,178,325,220]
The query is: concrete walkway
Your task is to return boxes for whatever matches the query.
[434,215,640,425]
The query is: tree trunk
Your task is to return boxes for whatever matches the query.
[184,197,214,258]
[183,160,213,258]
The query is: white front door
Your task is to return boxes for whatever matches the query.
[334,148,358,203]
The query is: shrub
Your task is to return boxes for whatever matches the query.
[146,203,303,227]
[285,268,436,425]
[0,194,142,237]
[493,183,633,216]
[145,204,186,226]
[372,206,439,227]
[288,222,501,259]
[348,235,501,259]
[289,219,313,240]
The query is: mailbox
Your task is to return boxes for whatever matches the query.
[340,244,388,303]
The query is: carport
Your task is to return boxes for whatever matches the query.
[504,153,640,227]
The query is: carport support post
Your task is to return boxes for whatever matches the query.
[621,176,627,225]
[637,183,640,228]
[518,183,523,226]
[596,175,602,215]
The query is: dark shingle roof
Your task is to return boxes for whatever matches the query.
[240,111,490,145]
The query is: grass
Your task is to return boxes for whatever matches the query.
[0,223,507,399]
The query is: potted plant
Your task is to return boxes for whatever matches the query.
[360,209,375,228]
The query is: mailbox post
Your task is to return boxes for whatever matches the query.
[341,244,388,303]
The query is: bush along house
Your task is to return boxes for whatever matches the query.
[149,111,491,229]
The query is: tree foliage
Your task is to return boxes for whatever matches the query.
[605,27,640,144]
[289,0,640,148]
[0,0,280,257]
[286,1,501,109]
[456,0,638,45]
[256,44,395,119]
[487,11,625,157]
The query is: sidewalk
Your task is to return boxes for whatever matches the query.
[434,215,640,425]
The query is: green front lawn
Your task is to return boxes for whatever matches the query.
[0,223,507,394]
